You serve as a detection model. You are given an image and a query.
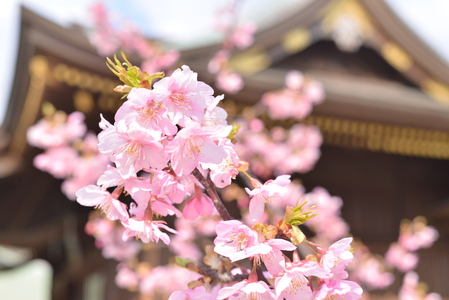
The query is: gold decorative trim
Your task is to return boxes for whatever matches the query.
[321,0,374,37]
[420,78,449,104]
[308,115,449,159]
[52,63,119,95]
[229,46,272,76]
[73,90,95,113]
[225,98,449,160]
[381,42,414,72]
[282,27,311,54]
[9,55,49,157]
[51,63,123,113]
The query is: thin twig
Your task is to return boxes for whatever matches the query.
[192,168,232,221]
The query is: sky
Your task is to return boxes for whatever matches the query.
[1,0,449,125]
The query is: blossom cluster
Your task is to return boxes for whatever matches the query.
[27,106,108,200]
[303,187,350,246]
[85,211,141,261]
[347,240,395,291]
[234,118,322,180]
[173,224,362,300]
[399,271,441,300]
[76,64,240,245]
[64,58,362,299]
[161,171,362,299]
[89,3,179,73]
[261,71,324,121]
[385,216,439,272]
[346,215,439,294]
[208,2,257,94]
[227,71,324,180]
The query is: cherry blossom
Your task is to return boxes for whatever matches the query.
[115,265,139,289]
[275,260,328,300]
[313,279,363,300]
[27,111,87,149]
[122,218,176,244]
[228,21,257,49]
[33,146,79,179]
[318,237,354,280]
[76,185,129,222]
[245,175,291,222]
[216,71,244,94]
[153,65,213,126]
[214,220,260,262]
[385,243,419,272]
[217,280,277,300]
[97,119,168,178]
[116,87,178,139]
[165,122,227,176]
[169,286,214,300]
[183,185,217,220]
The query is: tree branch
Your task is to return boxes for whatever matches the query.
[192,168,232,221]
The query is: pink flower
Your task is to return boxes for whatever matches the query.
[217,280,276,300]
[61,153,109,200]
[149,196,183,218]
[275,260,328,300]
[122,218,176,244]
[350,257,394,290]
[201,139,240,188]
[27,111,87,148]
[213,220,260,262]
[228,21,257,49]
[215,71,244,94]
[141,49,180,74]
[397,272,440,300]
[139,265,201,296]
[319,237,354,280]
[245,175,291,222]
[170,238,202,261]
[399,226,439,251]
[285,71,304,90]
[150,170,189,204]
[165,122,227,176]
[88,3,119,56]
[33,146,79,179]
[115,87,178,139]
[153,65,213,126]
[214,220,295,269]
[252,238,296,276]
[89,28,119,56]
[385,243,418,272]
[183,185,217,220]
[76,185,129,222]
[303,187,349,245]
[115,265,139,289]
[100,227,141,261]
[208,50,230,74]
[169,286,214,300]
[261,73,324,121]
[98,119,168,178]
[202,106,231,136]
[313,280,363,300]
[304,80,325,104]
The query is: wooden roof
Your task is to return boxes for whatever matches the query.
[180,0,449,160]
[182,0,449,126]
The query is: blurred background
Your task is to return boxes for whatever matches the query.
[0,0,449,299]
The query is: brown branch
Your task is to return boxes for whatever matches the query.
[192,168,232,221]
